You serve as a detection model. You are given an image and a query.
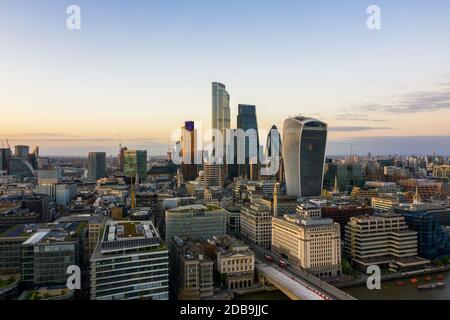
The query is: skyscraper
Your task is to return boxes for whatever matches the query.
[0,148,12,173]
[282,116,328,198]
[88,152,106,180]
[180,121,198,180]
[14,145,29,162]
[211,82,230,159]
[124,150,147,181]
[117,146,128,172]
[236,104,259,179]
[265,125,284,182]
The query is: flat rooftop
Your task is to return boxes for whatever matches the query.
[102,221,159,242]
[167,204,223,213]
[0,222,86,243]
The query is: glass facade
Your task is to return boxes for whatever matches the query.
[124,150,147,180]
[283,117,327,198]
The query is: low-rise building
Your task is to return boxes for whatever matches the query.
[170,237,214,299]
[344,213,428,270]
[207,236,255,290]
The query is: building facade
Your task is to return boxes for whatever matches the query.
[282,117,327,198]
[90,221,169,300]
[272,203,341,278]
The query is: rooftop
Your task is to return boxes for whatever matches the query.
[0,222,86,242]
[167,204,223,213]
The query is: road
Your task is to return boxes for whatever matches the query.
[241,239,356,300]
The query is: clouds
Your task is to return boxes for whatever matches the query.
[334,113,387,122]
[358,83,450,114]
[327,135,450,156]
[329,126,391,132]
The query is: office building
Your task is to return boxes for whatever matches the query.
[165,204,226,242]
[321,204,374,238]
[323,163,364,193]
[88,152,106,180]
[211,82,230,158]
[90,221,169,300]
[282,116,327,198]
[344,213,428,271]
[0,222,85,285]
[240,201,272,248]
[170,237,214,299]
[180,121,198,181]
[272,203,341,278]
[265,125,284,182]
[0,148,12,174]
[14,145,29,162]
[395,204,450,259]
[123,150,147,181]
[236,104,259,179]
[117,146,128,172]
[203,163,223,187]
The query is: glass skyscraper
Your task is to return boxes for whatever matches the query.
[236,104,259,178]
[282,116,328,198]
[124,150,147,181]
[211,82,230,159]
[88,152,106,180]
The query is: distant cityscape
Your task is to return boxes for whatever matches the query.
[0,81,449,301]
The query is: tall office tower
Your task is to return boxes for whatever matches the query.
[282,116,328,198]
[14,145,30,161]
[265,125,284,182]
[180,121,198,181]
[88,152,106,180]
[90,221,169,300]
[0,148,12,173]
[124,150,147,182]
[211,82,230,159]
[117,146,128,172]
[236,104,259,179]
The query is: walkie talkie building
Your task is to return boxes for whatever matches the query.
[282,116,328,198]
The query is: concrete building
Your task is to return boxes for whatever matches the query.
[170,237,214,299]
[208,235,255,290]
[272,203,342,278]
[90,221,169,300]
[165,204,226,242]
[203,163,223,187]
[240,201,272,248]
[371,194,408,212]
[344,213,428,271]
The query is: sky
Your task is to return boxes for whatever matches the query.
[1,0,450,156]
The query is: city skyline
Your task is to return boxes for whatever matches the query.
[1,0,450,156]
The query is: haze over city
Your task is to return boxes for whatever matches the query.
[1,0,450,156]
